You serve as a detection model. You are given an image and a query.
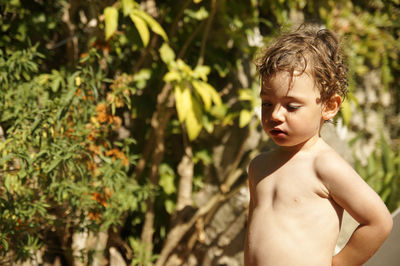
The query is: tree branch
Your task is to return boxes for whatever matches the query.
[176,133,194,211]
[220,128,250,193]
[134,83,173,180]
[157,183,245,266]
[197,0,217,66]
[61,0,79,65]
[155,192,223,266]
[168,0,192,38]
[140,100,174,262]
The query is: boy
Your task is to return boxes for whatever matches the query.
[244,26,393,266]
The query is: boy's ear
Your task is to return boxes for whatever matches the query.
[322,94,341,121]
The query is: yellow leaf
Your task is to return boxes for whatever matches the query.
[129,13,150,46]
[132,9,168,41]
[239,110,253,128]
[193,65,210,81]
[207,83,222,106]
[159,43,176,64]
[104,7,118,40]
[174,85,191,122]
[75,76,82,86]
[177,59,192,75]
[238,89,254,101]
[194,0,202,3]
[38,74,50,85]
[121,0,135,16]
[163,71,181,82]
[186,95,203,140]
[192,80,211,110]
[202,115,214,133]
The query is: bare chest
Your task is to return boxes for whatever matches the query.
[254,159,328,209]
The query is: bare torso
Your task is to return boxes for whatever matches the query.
[245,141,344,266]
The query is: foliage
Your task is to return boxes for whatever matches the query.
[104,0,168,44]
[0,45,148,260]
[160,43,224,140]
[354,135,400,212]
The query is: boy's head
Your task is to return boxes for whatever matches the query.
[257,26,349,147]
[255,25,348,103]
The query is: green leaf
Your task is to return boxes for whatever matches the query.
[184,6,209,20]
[133,68,151,82]
[239,109,253,128]
[104,7,118,40]
[185,95,203,140]
[129,13,150,46]
[366,154,377,177]
[164,199,176,214]
[30,116,43,133]
[132,9,168,41]
[381,135,395,173]
[340,100,352,125]
[159,173,176,195]
[45,158,61,173]
[51,75,62,92]
[159,43,175,64]
[383,172,394,185]
[193,149,212,165]
[0,139,12,152]
[381,187,391,202]
[0,237,8,252]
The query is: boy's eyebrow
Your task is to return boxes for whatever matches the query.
[283,96,303,101]
[260,91,305,101]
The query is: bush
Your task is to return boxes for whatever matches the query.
[0,45,148,261]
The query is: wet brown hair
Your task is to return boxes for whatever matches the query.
[255,25,348,102]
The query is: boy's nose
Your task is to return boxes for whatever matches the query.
[270,105,285,122]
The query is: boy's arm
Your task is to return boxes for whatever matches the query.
[315,153,393,266]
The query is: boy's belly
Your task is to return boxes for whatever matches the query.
[246,199,341,266]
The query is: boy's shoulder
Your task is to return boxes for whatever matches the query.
[249,151,274,165]
[313,140,358,184]
[248,151,276,181]
[249,150,279,172]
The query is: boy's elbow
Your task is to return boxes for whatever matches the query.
[383,214,393,235]
[379,211,393,237]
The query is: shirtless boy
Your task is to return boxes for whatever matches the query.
[244,26,393,266]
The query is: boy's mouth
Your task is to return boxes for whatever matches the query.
[269,128,287,136]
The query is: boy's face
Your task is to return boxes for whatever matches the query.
[260,71,325,148]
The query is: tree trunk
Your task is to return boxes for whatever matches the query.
[140,92,174,264]
[176,141,194,211]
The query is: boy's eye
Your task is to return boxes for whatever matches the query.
[286,104,301,111]
[262,101,272,107]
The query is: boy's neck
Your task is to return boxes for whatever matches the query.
[276,135,322,155]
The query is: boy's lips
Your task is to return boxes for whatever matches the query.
[269,128,287,136]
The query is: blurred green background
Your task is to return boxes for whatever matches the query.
[0,0,399,265]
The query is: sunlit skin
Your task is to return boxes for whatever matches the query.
[244,72,393,266]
